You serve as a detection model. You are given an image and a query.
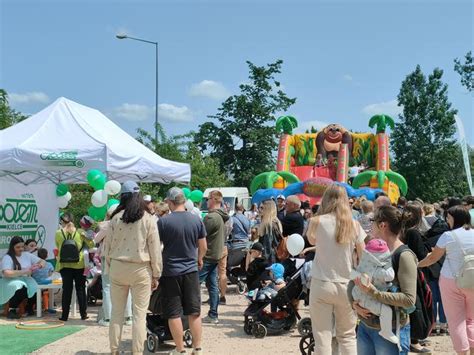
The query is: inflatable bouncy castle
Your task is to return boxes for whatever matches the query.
[250,115,407,205]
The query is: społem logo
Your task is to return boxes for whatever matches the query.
[0,195,46,249]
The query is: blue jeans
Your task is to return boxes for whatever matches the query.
[199,261,219,319]
[357,321,410,355]
[429,280,446,324]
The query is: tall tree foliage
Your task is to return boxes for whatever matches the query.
[0,89,28,129]
[454,51,474,92]
[137,123,230,198]
[392,65,467,201]
[194,60,296,187]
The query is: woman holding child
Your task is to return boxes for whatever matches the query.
[350,205,417,355]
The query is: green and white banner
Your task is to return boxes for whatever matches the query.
[0,182,58,258]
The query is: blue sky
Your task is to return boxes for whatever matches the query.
[1,0,473,145]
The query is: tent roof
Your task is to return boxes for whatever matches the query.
[0,97,190,185]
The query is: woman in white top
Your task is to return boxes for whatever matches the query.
[306,184,366,355]
[419,205,474,355]
[0,236,45,318]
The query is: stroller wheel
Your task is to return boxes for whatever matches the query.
[297,317,312,336]
[237,281,247,295]
[243,318,253,335]
[88,296,97,305]
[252,323,267,339]
[183,329,193,348]
[299,333,315,355]
[146,333,159,353]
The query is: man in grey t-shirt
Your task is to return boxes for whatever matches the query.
[158,187,207,355]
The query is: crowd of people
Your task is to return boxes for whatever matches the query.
[0,183,473,355]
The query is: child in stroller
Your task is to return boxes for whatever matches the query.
[146,287,193,353]
[244,261,303,339]
[85,248,103,305]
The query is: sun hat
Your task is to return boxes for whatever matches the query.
[277,194,286,201]
[120,181,140,195]
[365,238,389,254]
[250,242,263,253]
[266,263,285,280]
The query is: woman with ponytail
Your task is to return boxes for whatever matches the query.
[1,236,45,318]
[306,184,366,355]
[419,206,474,355]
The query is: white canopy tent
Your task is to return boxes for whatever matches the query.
[0,97,190,185]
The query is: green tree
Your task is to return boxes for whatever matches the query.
[392,65,467,201]
[0,89,28,129]
[137,124,230,198]
[454,51,474,92]
[194,60,296,187]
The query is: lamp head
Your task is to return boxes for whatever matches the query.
[116,34,127,39]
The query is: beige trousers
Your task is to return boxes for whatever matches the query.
[109,259,151,354]
[309,279,357,355]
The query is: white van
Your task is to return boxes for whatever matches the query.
[201,187,251,215]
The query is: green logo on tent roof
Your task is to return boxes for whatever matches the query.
[0,197,46,249]
[40,151,84,168]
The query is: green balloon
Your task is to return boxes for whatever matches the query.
[107,199,120,209]
[56,183,69,197]
[88,205,107,221]
[182,187,191,199]
[87,169,106,190]
[190,190,204,203]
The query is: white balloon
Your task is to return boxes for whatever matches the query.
[91,190,108,207]
[108,204,119,215]
[57,196,68,209]
[104,180,121,195]
[64,191,72,202]
[185,199,194,212]
[287,233,305,256]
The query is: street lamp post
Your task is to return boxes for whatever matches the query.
[116,34,159,147]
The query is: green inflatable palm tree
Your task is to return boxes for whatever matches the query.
[368,114,395,134]
[250,171,300,195]
[352,170,408,196]
[276,115,298,135]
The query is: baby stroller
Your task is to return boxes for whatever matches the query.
[243,264,304,338]
[146,287,193,353]
[87,274,103,305]
[227,244,248,294]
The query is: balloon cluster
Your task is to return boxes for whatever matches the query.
[182,187,204,218]
[86,170,121,221]
[56,183,72,209]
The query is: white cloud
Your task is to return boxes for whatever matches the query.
[362,99,402,117]
[188,80,230,100]
[343,74,353,81]
[114,103,195,122]
[158,103,194,122]
[9,92,50,105]
[295,120,330,133]
[114,103,153,121]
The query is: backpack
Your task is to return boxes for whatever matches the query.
[392,245,434,340]
[422,218,449,281]
[449,231,474,289]
[59,230,81,263]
